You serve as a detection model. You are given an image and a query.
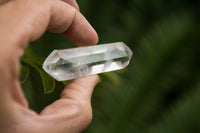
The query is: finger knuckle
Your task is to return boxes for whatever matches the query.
[72,101,92,121]
[75,102,93,126]
[84,108,93,125]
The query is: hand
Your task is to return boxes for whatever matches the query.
[0,0,99,133]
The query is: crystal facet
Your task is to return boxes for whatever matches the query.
[42,42,133,81]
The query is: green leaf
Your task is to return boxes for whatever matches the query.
[101,71,123,85]
[20,65,30,85]
[21,58,56,94]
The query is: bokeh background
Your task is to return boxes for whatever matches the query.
[21,0,200,132]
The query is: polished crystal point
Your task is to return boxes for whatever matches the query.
[42,42,133,81]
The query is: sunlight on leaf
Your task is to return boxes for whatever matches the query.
[62,81,68,86]
[102,71,123,85]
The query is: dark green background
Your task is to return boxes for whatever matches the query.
[21,0,200,132]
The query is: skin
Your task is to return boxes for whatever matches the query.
[0,0,99,133]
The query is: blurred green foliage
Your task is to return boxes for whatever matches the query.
[21,0,200,132]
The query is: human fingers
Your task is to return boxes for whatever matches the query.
[60,75,99,102]
[0,0,98,105]
[62,0,79,10]
[0,0,98,57]
[40,75,99,133]
[48,0,98,46]
[0,0,9,5]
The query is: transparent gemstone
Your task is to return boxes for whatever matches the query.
[42,42,133,81]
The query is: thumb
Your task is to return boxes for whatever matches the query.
[40,75,99,133]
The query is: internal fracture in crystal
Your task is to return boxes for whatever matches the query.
[42,42,133,81]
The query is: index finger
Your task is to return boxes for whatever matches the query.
[0,0,98,53]
[0,0,98,106]
[47,0,98,46]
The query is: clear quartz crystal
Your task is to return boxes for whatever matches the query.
[42,42,133,81]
